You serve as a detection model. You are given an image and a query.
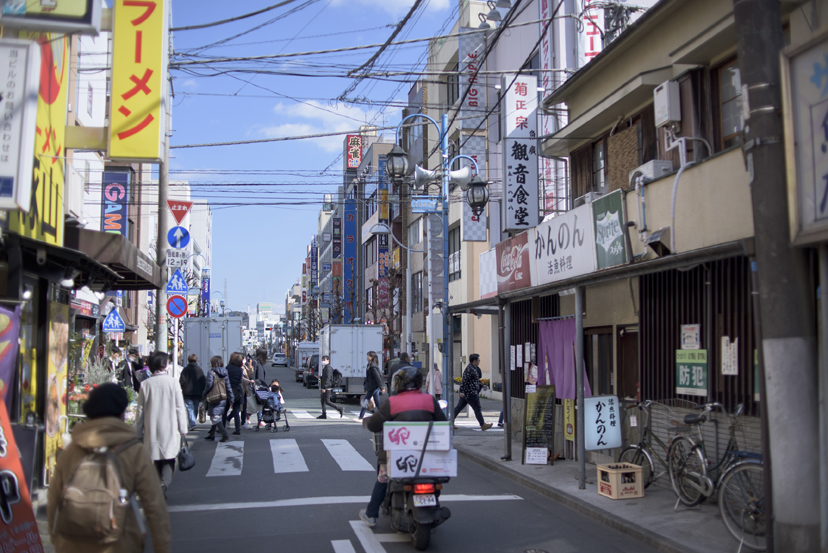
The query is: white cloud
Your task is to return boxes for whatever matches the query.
[330,0,450,17]
[259,101,399,153]
[180,79,199,90]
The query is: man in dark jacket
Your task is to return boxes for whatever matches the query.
[318,355,344,419]
[179,353,206,431]
[452,353,492,431]
[385,352,411,394]
[359,365,446,527]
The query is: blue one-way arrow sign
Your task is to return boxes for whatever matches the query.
[102,308,126,333]
[167,226,190,249]
[166,269,189,295]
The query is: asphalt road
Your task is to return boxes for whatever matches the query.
[163,364,662,553]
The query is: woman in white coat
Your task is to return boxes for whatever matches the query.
[136,351,188,499]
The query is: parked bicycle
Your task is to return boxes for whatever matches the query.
[617,400,690,488]
[667,402,766,551]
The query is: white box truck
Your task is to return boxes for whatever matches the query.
[183,317,244,371]
[319,324,383,402]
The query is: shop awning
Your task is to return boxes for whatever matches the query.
[13,233,122,291]
[447,296,499,315]
[64,228,163,290]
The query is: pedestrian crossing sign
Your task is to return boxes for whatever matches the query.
[166,269,189,295]
[102,308,126,333]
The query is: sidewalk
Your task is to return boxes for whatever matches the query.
[454,396,737,553]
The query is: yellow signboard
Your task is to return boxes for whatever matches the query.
[8,32,68,246]
[563,398,575,442]
[45,302,69,482]
[108,0,167,161]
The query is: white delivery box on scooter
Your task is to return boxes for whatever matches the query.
[387,449,458,478]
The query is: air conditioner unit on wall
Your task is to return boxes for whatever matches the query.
[574,191,603,207]
[629,160,674,184]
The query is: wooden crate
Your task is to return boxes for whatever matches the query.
[597,462,645,500]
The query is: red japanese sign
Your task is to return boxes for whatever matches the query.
[166,200,193,225]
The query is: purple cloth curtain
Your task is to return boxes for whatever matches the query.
[537,318,591,400]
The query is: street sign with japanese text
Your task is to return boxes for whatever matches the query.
[411,196,442,213]
[166,249,186,267]
[502,74,539,231]
[167,200,193,225]
[676,350,708,397]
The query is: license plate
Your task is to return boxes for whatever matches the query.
[412,494,437,507]
[331,388,343,393]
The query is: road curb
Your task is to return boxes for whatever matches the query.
[455,445,698,553]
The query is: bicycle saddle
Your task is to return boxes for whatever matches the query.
[684,413,706,425]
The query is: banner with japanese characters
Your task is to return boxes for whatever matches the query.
[584,395,622,450]
[502,75,540,231]
[461,134,487,241]
[459,27,485,130]
[676,349,708,397]
[345,134,362,169]
[109,0,168,161]
[532,202,595,286]
[342,199,358,323]
[591,189,629,269]
[9,32,68,247]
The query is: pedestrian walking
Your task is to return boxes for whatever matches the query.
[179,353,205,431]
[224,352,245,434]
[318,355,344,419]
[452,353,492,431]
[426,363,443,400]
[358,351,385,419]
[135,352,189,499]
[48,383,171,552]
[126,348,142,390]
[203,355,233,442]
[108,345,127,385]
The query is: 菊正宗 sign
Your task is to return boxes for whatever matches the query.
[591,189,629,269]
[584,395,622,451]
[502,74,539,231]
[676,349,708,397]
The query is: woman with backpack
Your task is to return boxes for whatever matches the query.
[48,383,171,552]
[203,355,233,442]
[136,352,189,500]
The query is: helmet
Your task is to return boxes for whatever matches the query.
[392,365,423,393]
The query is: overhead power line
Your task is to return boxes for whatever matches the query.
[170,0,304,31]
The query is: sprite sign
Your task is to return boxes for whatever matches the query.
[676,350,707,397]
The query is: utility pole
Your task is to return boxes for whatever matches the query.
[154,82,170,354]
[733,0,819,550]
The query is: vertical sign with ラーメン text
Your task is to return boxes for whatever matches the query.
[502,75,539,231]
[109,0,168,161]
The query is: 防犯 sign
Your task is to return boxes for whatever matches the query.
[676,349,708,397]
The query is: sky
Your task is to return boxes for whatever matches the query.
[166,0,458,314]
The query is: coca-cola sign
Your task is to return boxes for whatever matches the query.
[496,232,533,293]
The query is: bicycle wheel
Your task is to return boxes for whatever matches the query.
[719,461,767,551]
[667,436,708,506]
[618,446,654,488]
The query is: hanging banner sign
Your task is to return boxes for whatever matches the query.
[459,27,485,130]
[9,32,69,247]
[101,172,130,236]
[502,74,540,231]
[592,190,628,269]
[345,134,362,169]
[108,0,168,161]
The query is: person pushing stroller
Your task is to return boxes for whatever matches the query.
[255,379,287,432]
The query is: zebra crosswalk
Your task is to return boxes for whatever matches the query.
[204,438,375,477]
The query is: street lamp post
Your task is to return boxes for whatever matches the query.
[210,291,225,317]
[370,223,424,356]
[386,113,486,420]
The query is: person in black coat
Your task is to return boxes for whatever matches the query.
[254,349,268,385]
[358,351,385,420]
[224,352,245,434]
[179,353,206,431]
[318,355,344,419]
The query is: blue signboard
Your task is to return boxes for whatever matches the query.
[166,268,188,295]
[342,198,358,324]
[411,196,443,213]
[167,226,190,249]
[101,171,129,236]
[102,308,126,333]
[202,276,210,305]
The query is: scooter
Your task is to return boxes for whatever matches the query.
[381,421,451,550]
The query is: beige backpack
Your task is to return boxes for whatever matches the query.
[52,438,145,543]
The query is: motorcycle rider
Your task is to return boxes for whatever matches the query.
[359,365,446,527]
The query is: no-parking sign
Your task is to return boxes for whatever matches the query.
[167,295,187,318]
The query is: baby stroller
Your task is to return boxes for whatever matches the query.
[254,383,290,432]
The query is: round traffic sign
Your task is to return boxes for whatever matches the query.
[167,295,188,318]
[167,226,190,249]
